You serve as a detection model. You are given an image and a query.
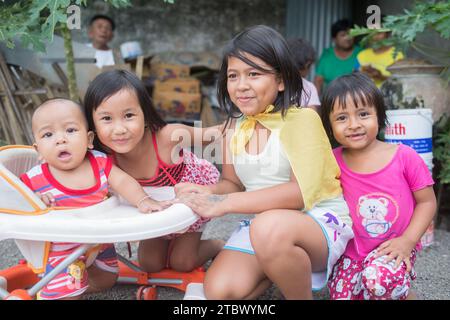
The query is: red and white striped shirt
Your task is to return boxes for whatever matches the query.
[20,150,112,208]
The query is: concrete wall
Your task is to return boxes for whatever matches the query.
[72,0,286,56]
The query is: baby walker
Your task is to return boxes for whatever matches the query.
[0,145,205,300]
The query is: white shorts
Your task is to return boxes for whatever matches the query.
[223,206,354,290]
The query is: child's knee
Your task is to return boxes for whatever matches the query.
[250,211,284,252]
[169,254,197,273]
[203,275,244,300]
[137,253,166,273]
[204,279,230,299]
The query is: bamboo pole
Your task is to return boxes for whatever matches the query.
[0,95,24,144]
[0,67,25,144]
[0,100,12,143]
[0,53,34,143]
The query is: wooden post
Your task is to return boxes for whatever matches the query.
[0,54,26,144]
[136,56,144,80]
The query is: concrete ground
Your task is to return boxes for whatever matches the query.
[1,213,449,300]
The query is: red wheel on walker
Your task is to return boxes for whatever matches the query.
[136,286,157,300]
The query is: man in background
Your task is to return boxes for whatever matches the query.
[314,19,361,95]
[87,14,122,68]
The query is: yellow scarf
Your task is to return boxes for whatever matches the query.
[231,106,342,210]
[230,105,275,155]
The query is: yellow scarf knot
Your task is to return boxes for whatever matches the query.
[230,105,275,155]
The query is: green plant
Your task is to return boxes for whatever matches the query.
[350,1,450,82]
[434,116,450,185]
[0,0,133,101]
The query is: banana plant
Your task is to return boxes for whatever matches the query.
[350,1,450,83]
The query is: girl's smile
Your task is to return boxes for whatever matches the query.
[236,96,255,104]
[112,138,130,145]
[346,132,367,141]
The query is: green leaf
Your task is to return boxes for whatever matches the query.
[434,17,450,39]
[5,40,15,49]
[42,0,70,42]
[20,32,47,52]
[75,0,88,6]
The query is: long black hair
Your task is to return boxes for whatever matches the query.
[84,69,166,151]
[320,72,388,140]
[217,25,303,124]
[286,37,316,71]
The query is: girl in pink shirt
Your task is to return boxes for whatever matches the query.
[320,73,436,300]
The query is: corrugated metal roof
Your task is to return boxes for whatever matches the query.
[286,0,352,81]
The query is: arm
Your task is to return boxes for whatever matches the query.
[108,165,170,213]
[174,163,245,196]
[178,170,304,218]
[403,187,437,244]
[217,173,302,214]
[175,119,244,196]
[376,186,436,270]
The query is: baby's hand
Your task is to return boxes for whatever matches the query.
[36,192,56,207]
[174,183,211,197]
[137,197,171,214]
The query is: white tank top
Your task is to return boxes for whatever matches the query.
[231,117,350,224]
[232,118,291,192]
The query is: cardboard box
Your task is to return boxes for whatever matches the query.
[154,78,200,94]
[153,90,202,119]
[150,63,190,81]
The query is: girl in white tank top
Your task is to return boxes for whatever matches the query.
[175,25,353,299]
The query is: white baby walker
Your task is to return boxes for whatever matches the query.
[0,145,206,300]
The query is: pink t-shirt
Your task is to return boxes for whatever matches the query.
[333,144,434,261]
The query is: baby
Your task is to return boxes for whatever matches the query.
[20,98,168,300]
